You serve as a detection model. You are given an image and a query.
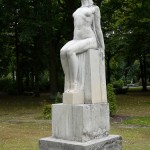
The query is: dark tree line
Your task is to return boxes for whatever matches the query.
[101,0,150,91]
[0,0,149,96]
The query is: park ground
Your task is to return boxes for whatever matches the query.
[0,88,150,150]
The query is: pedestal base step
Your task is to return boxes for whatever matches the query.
[39,135,122,150]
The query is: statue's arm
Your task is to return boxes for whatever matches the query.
[94,6,105,51]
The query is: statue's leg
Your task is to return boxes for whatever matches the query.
[67,52,79,91]
[60,50,71,92]
[66,38,97,92]
[60,41,75,92]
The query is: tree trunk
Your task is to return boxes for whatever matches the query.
[15,20,23,94]
[31,69,34,91]
[34,70,40,97]
[140,54,147,92]
[33,37,41,97]
[143,52,147,91]
[49,40,58,96]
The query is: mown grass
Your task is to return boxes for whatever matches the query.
[123,117,150,126]
[0,94,51,150]
[116,91,150,117]
[110,126,150,150]
[113,90,150,150]
[0,122,51,150]
[0,90,150,150]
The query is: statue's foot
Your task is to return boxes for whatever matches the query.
[64,80,71,93]
[64,89,70,93]
[70,82,79,93]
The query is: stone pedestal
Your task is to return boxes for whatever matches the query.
[39,103,122,150]
[52,103,110,142]
[39,135,122,150]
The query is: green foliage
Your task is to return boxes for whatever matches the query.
[55,92,62,103]
[107,83,117,115]
[42,104,51,119]
[102,0,150,89]
[127,60,140,83]
[0,0,149,93]
[38,72,50,92]
[113,79,128,94]
[113,79,124,89]
[0,78,17,92]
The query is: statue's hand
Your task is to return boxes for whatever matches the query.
[98,48,105,60]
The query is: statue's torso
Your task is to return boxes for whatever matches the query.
[73,7,96,40]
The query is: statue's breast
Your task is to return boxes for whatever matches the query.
[73,7,94,19]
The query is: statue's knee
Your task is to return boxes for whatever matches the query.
[60,50,67,59]
[67,51,75,58]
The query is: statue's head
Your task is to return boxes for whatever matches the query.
[81,0,94,6]
[87,0,94,5]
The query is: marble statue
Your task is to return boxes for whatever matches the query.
[39,1,122,149]
[60,0,105,93]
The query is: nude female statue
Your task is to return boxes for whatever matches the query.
[60,0,105,93]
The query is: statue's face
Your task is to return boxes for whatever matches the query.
[81,0,87,4]
[81,0,93,5]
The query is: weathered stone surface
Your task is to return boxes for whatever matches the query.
[63,91,84,104]
[52,103,110,142]
[39,135,122,150]
[84,50,104,104]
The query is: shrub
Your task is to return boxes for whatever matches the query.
[55,92,62,103]
[0,78,17,92]
[113,79,128,94]
[43,104,51,119]
[114,87,128,94]
[107,83,117,115]
[113,79,124,89]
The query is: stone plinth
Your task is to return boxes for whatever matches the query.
[84,50,104,104]
[63,91,84,104]
[52,103,110,142]
[39,135,122,150]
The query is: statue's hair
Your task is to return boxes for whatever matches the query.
[81,0,94,6]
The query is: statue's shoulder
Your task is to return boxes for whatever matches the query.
[93,5,100,12]
[92,5,100,17]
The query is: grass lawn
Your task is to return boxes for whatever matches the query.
[112,90,150,150]
[0,91,150,150]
